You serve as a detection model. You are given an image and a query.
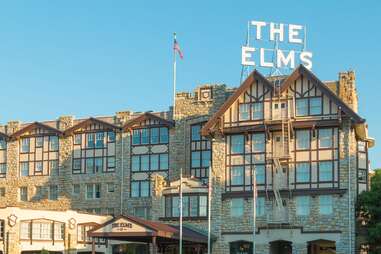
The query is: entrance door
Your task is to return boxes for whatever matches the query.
[229,241,253,254]
[270,240,292,254]
[307,240,336,254]
[112,244,149,254]
[273,132,283,158]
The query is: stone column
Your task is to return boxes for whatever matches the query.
[256,243,270,254]
[292,242,308,254]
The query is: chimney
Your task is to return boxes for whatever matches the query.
[338,71,358,113]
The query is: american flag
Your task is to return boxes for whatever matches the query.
[174,38,184,59]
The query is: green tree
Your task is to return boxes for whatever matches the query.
[357,169,381,253]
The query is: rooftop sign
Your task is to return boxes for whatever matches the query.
[241,21,312,71]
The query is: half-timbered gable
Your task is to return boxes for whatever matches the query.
[65,118,119,174]
[124,112,173,198]
[0,132,8,178]
[12,122,62,177]
[280,65,364,123]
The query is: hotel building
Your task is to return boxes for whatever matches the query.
[0,65,374,254]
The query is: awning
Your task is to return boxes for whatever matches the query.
[88,215,209,244]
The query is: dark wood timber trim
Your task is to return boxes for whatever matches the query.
[201,70,273,136]
[123,112,174,131]
[221,188,347,200]
[64,117,120,136]
[11,122,63,140]
[280,65,365,123]
[0,132,9,140]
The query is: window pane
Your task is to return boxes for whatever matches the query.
[296,130,310,150]
[73,159,81,170]
[21,162,29,176]
[132,129,141,145]
[94,158,103,173]
[87,133,95,148]
[252,102,263,120]
[239,104,250,121]
[95,132,104,148]
[319,195,333,215]
[35,161,43,172]
[319,161,333,181]
[296,163,310,182]
[0,138,6,149]
[86,158,94,172]
[190,196,198,217]
[252,133,265,153]
[131,182,139,197]
[150,128,159,144]
[296,196,310,216]
[141,155,149,171]
[191,152,201,168]
[108,131,116,142]
[231,166,244,185]
[107,157,115,169]
[255,165,265,184]
[36,137,43,147]
[310,97,322,115]
[231,135,244,154]
[358,153,367,169]
[74,134,81,145]
[132,156,140,171]
[231,198,244,217]
[150,154,159,170]
[201,151,211,167]
[296,98,308,116]
[199,196,207,216]
[319,129,332,148]
[172,196,180,217]
[191,125,201,141]
[21,138,30,153]
[141,129,149,144]
[182,196,189,217]
[159,154,168,170]
[160,127,169,143]
[141,181,149,197]
[50,136,59,151]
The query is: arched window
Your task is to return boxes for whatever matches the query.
[229,241,253,254]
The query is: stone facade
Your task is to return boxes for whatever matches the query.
[0,67,373,254]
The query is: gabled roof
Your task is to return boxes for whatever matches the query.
[88,215,209,243]
[280,65,365,123]
[11,122,63,139]
[201,70,273,136]
[64,117,120,135]
[123,112,174,130]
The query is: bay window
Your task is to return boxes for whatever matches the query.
[165,194,208,218]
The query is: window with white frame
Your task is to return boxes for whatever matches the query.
[86,183,101,199]
[239,104,250,121]
[164,194,208,218]
[231,198,244,217]
[20,222,31,239]
[296,196,310,216]
[309,97,322,115]
[296,98,308,116]
[20,138,30,153]
[319,195,333,215]
[19,187,28,201]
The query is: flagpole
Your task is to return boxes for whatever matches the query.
[179,167,183,254]
[252,166,257,254]
[207,164,212,254]
[173,32,177,118]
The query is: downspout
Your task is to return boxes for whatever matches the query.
[348,126,352,254]
[120,131,125,215]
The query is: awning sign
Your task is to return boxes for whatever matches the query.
[241,21,313,70]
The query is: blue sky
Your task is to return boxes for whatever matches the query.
[0,1,380,168]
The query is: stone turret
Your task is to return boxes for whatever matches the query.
[339,71,358,113]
